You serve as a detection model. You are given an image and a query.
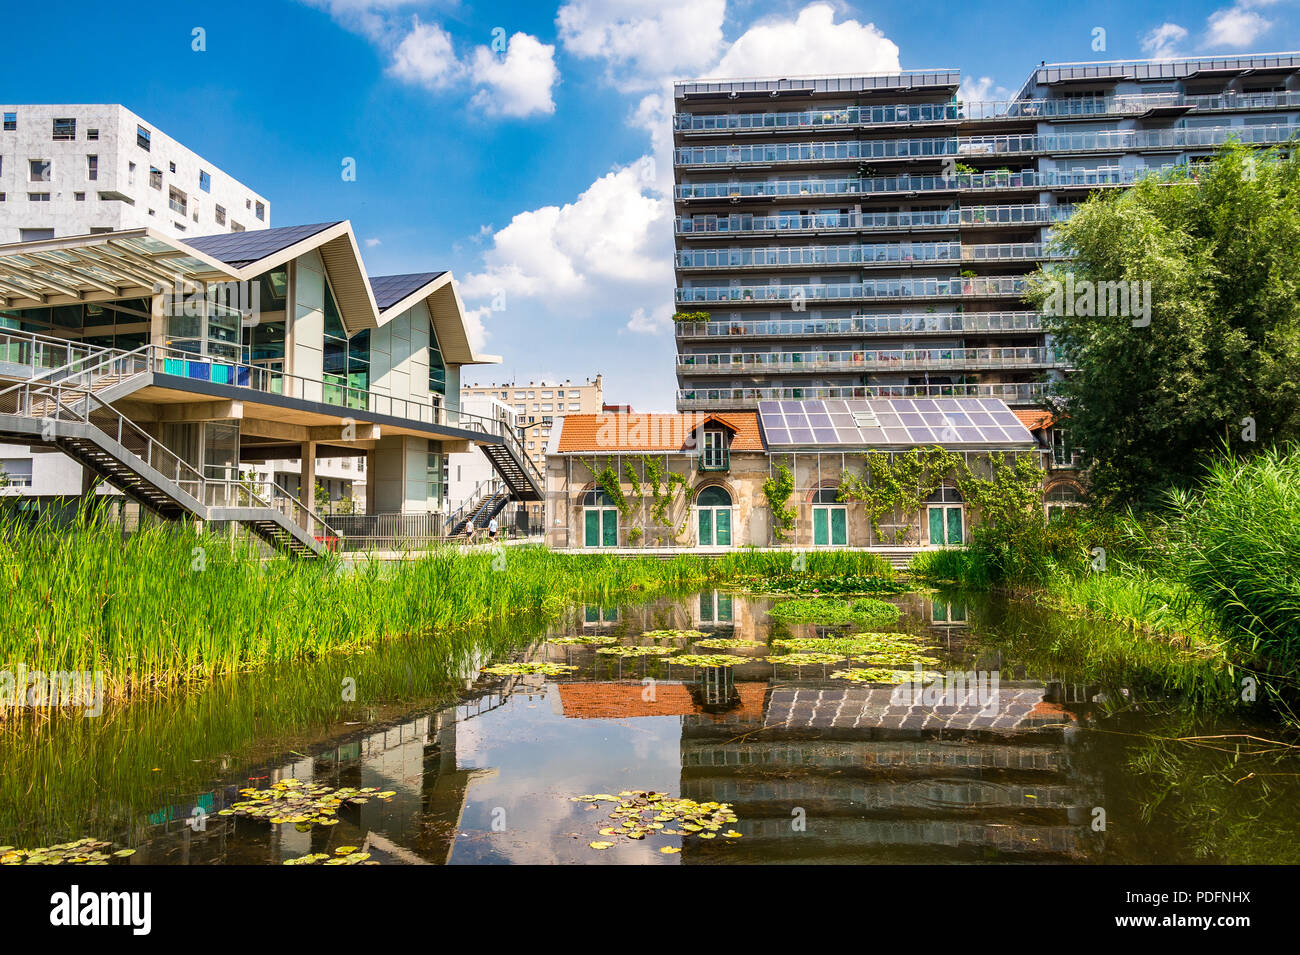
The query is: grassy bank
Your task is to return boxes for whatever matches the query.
[0,512,891,701]
[908,446,1300,707]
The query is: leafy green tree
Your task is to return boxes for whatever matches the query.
[1027,143,1300,507]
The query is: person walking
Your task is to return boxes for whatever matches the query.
[488,516,499,541]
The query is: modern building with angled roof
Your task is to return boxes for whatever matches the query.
[0,220,542,553]
[544,399,1038,556]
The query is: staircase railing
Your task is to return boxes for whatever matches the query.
[0,327,129,385]
[205,474,339,544]
[447,477,501,533]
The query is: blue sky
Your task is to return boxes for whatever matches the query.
[4,0,1300,409]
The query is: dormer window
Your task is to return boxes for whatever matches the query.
[701,427,730,470]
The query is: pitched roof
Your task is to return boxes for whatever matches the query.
[555,412,764,453]
[185,222,340,267]
[1014,409,1055,431]
[369,272,446,310]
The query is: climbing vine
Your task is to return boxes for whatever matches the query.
[838,449,1044,544]
[763,462,798,542]
[581,455,692,545]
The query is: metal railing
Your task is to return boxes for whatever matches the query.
[674,310,1045,338]
[674,166,1173,200]
[675,203,1073,235]
[678,346,1065,374]
[0,327,127,383]
[673,124,1300,166]
[677,276,1029,304]
[672,90,1300,133]
[677,241,1060,269]
[677,382,1051,407]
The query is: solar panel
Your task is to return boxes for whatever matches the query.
[757,397,1036,448]
[186,222,340,266]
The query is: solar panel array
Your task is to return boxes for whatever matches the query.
[757,398,1035,448]
[369,272,446,310]
[185,222,340,266]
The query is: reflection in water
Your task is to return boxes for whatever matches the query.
[4,589,1300,864]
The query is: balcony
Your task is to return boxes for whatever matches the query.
[674,168,1156,202]
[673,91,1300,136]
[674,124,1300,169]
[675,204,1070,236]
[676,276,1030,305]
[677,346,1066,375]
[675,242,1059,271]
[676,382,1051,409]
[673,310,1045,339]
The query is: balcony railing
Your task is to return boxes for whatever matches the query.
[675,204,1072,235]
[673,91,1300,134]
[676,242,1060,270]
[675,167,1163,201]
[674,124,1300,167]
[677,382,1051,409]
[677,276,1029,304]
[678,346,1065,374]
[674,310,1045,338]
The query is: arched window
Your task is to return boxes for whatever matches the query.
[696,485,733,547]
[1046,483,1083,521]
[582,488,616,507]
[811,486,846,546]
[581,487,618,547]
[696,486,732,507]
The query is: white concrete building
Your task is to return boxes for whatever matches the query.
[0,104,269,243]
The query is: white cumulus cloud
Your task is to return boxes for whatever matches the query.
[1141,22,1190,58]
[556,0,726,90]
[470,33,559,118]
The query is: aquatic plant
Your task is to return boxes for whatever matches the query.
[0,839,134,865]
[219,779,395,829]
[572,791,741,847]
[283,845,377,866]
[669,654,739,668]
[734,573,909,596]
[767,652,845,666]
[549,635,618,646]
[768,597,901,626]
[773,633,924,655]
[482,662,578,676]
[640,629,707,640]
[694,638,765,650]
[830,668,943,684]
[596,645,678,657]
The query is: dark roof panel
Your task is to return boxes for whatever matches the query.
[184,222,341,267]
[369,272,446,310]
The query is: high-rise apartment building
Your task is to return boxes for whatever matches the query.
[0,104,269,243]
[460,374,604,471]
[672,53,1300,410]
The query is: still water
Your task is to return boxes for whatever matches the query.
[3,589,1299,865]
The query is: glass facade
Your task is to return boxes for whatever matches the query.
[0,298,151,351]
[322,277,369,407]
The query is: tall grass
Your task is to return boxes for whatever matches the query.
[1163,446,1300,671]
[0,509,717,699]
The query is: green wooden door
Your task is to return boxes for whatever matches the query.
[830,507,847,546]
[601,509,618,547]
[946,506,963,545]
[813,507,829,546]
[928,506,945,545]
[584,509,600,547]
[698,508,713,546]
[715,509,731,546]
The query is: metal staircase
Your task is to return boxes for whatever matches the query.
[0,370,337,557]
[478,425,543,502]
[448,485,512,536]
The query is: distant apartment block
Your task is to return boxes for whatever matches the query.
[461,374,604,471]
[672,53,1300,410]
[0,104,269,243]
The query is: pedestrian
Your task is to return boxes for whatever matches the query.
[488,516,499,541]
[465,520,476,544]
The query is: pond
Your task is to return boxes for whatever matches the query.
[3,588,1299,865]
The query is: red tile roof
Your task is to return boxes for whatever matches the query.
[558,680,768,722]
[555,412,763,453]
[1014,409,1055,432]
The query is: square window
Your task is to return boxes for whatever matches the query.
[199,170,211,192]
[86,128,98,141]
[52,117,76,140]
[29,159,50,182]
[214,204,226,225]
[149,166,162,189]
[255,201,265,221]
[74,192,85,201]
[3,112,16,131]
[137,125,150,150]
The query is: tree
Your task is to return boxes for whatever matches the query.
[1027,143,1300,507]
